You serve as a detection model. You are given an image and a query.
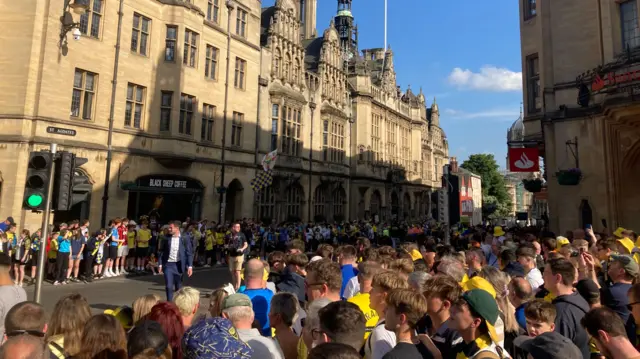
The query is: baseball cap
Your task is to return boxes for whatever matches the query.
[222,293,252,310]
[610,254,639,276]
[183,317,253,359]
[514,331,582,359]
[104,306,134,330]
[461,289,500,344]
[575,279,600,303]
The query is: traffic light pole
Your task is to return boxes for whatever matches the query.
[34,143,57,303]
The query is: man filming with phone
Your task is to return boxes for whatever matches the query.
[227,222,248,290]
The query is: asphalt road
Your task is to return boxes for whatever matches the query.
[23,267,233,314]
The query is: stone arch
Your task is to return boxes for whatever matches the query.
[285,182,304,220]
[620,139,640,228]
[390,191,399,218]
[313,184,328,219]
[225,179,244,222]
[370,190,382,216]
[333,185,347,220]
[403,192,411,218]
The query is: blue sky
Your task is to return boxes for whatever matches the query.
[263,0,522,168]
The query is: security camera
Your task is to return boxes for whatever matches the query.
[72,28,81,41]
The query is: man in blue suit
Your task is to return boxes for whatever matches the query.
[158,220,194,301]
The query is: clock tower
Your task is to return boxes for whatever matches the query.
[334,0,358,60]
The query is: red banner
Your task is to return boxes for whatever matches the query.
[508,148,539,172]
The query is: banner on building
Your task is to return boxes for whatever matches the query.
[508,148,539,172]
[262,150,278,172]
[250,170,274,192]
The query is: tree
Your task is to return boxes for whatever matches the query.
[460,154,512,219]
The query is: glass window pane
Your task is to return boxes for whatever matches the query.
[162,93,171,107]
[85,74,94,91]
[133,14,140,29]
[79,13,89,34]
[167,27,176,39]
[91,13,100,37]
[83,92,93,119]
[125,102,132,125]
[140,33,148,55]
[272,104,279,117]
[134,104,142,127]
[71,89,81,116]
[93,0,103,12]
[127,84,133,100]
[131,31,138,52]
[74,71,83,88]
[136,87,143,102]
[142,18,149,32]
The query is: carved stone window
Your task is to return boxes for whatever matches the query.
[274,49,281,77]
[284,53,291,81]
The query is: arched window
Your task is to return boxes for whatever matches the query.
[331,75,335,98]
[274,49,281,77]
[284,53,291,81]
[285,184,303,219]
[293,58,300,84]
[257,186,275,220]
[314,185,326,218]
[370,190,381,215]
[403,192,411,218]
[333,187,346,218]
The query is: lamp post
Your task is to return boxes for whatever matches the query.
[218,0,235,223]
[99,0,126,227]
[307,89,317,222]
[59,0,89,46]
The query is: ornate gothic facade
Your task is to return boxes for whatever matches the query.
[256,0,449,222]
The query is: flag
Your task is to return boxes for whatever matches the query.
[250,170,274,192]
[262,150,278,172]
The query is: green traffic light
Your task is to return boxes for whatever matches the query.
[26,194,44,208]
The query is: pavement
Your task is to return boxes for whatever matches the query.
[23,267,233,314]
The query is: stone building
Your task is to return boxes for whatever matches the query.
[519,0,640,232]
[0,0,448,229]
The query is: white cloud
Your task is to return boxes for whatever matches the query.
[447,66,522,92]
[443,107,521,121]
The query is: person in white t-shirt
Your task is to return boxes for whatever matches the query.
[516,246,544,291]
[365,271,409,359]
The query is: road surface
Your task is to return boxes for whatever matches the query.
[23,267,232,314]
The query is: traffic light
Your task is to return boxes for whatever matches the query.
[23,151,53,211]
[52,151,88,211]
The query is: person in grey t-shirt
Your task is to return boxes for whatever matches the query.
[0,254,27,340]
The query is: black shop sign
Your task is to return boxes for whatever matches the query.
[135,175,202,190]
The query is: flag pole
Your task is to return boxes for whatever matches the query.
[384,0,387,51]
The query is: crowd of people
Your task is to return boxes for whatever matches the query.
[2,215,640,359]
[0,215,431,288]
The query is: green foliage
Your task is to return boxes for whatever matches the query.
[460,154,512,219]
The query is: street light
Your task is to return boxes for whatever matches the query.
[307,85,317,222]
[59,0,89,46]
[68,0,89,14]
[218,0,235,223]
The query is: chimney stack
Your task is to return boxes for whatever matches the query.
[450,157,458,173]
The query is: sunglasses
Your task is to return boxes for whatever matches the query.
[5,329,45,338]
[627,301,640,311]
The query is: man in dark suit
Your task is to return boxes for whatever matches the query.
[158,220,194,301]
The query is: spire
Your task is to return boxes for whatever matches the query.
[519,102,523,117]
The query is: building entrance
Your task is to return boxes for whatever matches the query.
[125,175,203,225]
